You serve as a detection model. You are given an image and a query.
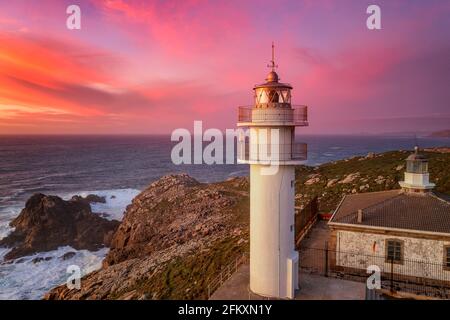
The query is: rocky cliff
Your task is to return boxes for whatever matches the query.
[0,194,119,260]
[45,174,250,300]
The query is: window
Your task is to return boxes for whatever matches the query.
[444,246,450,270]
[385,239,403,264]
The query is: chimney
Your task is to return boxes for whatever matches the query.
[357,209,363,223]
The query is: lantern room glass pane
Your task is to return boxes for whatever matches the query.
[280,89,291,103]
[267,89,279,103]
[407,160,427,173]
[255,88,269,104]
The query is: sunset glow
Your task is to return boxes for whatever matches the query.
[0,0,449,134]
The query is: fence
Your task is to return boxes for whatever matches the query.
[295,197,319,246]
[207,253,249,299]
[298,245,450,299]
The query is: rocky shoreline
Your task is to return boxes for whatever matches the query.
[0,194,119,261]
[1,149,449,300]
[44,174,250,300]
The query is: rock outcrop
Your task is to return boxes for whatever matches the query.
[44,174,250,300]
[0,193,120,260]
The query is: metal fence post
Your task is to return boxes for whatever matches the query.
[390,257,394,293]
[324,241,329,277]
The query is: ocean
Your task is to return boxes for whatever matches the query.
[0,134,449,299]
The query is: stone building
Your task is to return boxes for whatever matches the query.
[328,147,450,283]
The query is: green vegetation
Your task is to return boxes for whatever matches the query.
[295,150,450,214]
[118,235,249,300]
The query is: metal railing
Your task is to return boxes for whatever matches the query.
[298,245,450,299]
[207,253,249,299]
[238,105,308,126]
[237,142,307,162]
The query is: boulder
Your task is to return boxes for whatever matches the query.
[326,178,339,188]
[0,193,120,260]
[339,173,360,184]
[71,194,106,204]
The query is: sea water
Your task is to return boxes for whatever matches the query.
[0,134,448,299]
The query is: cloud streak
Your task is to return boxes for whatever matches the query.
[0,0,449,134]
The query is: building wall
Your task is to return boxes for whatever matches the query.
[335,229,450,281]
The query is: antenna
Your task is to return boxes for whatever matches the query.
[267,41,278,71]
[414,133,419,152]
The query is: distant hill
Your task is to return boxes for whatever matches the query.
[429,130,450,138]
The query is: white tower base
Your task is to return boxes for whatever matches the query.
[249,164,298,299]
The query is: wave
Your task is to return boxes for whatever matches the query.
[227,170,248,177]
[0,246,108,300]
[58,188,140,221]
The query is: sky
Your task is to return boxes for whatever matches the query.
[0,0,449,135]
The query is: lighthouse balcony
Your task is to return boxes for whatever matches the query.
[237,141,307,165]
[237,105,308,127]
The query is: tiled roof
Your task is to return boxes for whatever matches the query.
[330,190,450,234]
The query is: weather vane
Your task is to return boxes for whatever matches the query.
[267,41,278,71]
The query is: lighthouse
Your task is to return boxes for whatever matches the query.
[399,146,435,192]
[237,43,308,299]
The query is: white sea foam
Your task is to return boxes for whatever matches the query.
[0,246,108,300]
[0,188,139,299]
[59,188,140,221]
[0,202,22,240]
[227,170,248,178]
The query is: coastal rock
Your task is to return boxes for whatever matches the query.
[375,176,386,185]
[0,193,120,260]
[339,173,360,184]
[71,194,106,204]
[32,256,53,264]
[359,184,370,191]
[105,173,235,266]
[326,178,339,188]
[60,251,77,260]
[304,174,321,185]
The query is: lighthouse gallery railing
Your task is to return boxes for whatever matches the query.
[238,105,308,126]
[237,142,307,162]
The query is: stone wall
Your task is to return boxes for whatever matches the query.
[334,229,450,281]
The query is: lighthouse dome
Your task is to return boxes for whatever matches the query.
[266,71,279,83]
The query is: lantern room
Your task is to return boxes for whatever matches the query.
[399,146,435,192]
[253,71,292,107]
[406,146,429,174]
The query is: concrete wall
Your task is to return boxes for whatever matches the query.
[335,230,450,281]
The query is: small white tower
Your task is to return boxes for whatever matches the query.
[237,43,308,299]
[399,146,435,192]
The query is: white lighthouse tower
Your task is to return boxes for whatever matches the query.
[237,43,308,299]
